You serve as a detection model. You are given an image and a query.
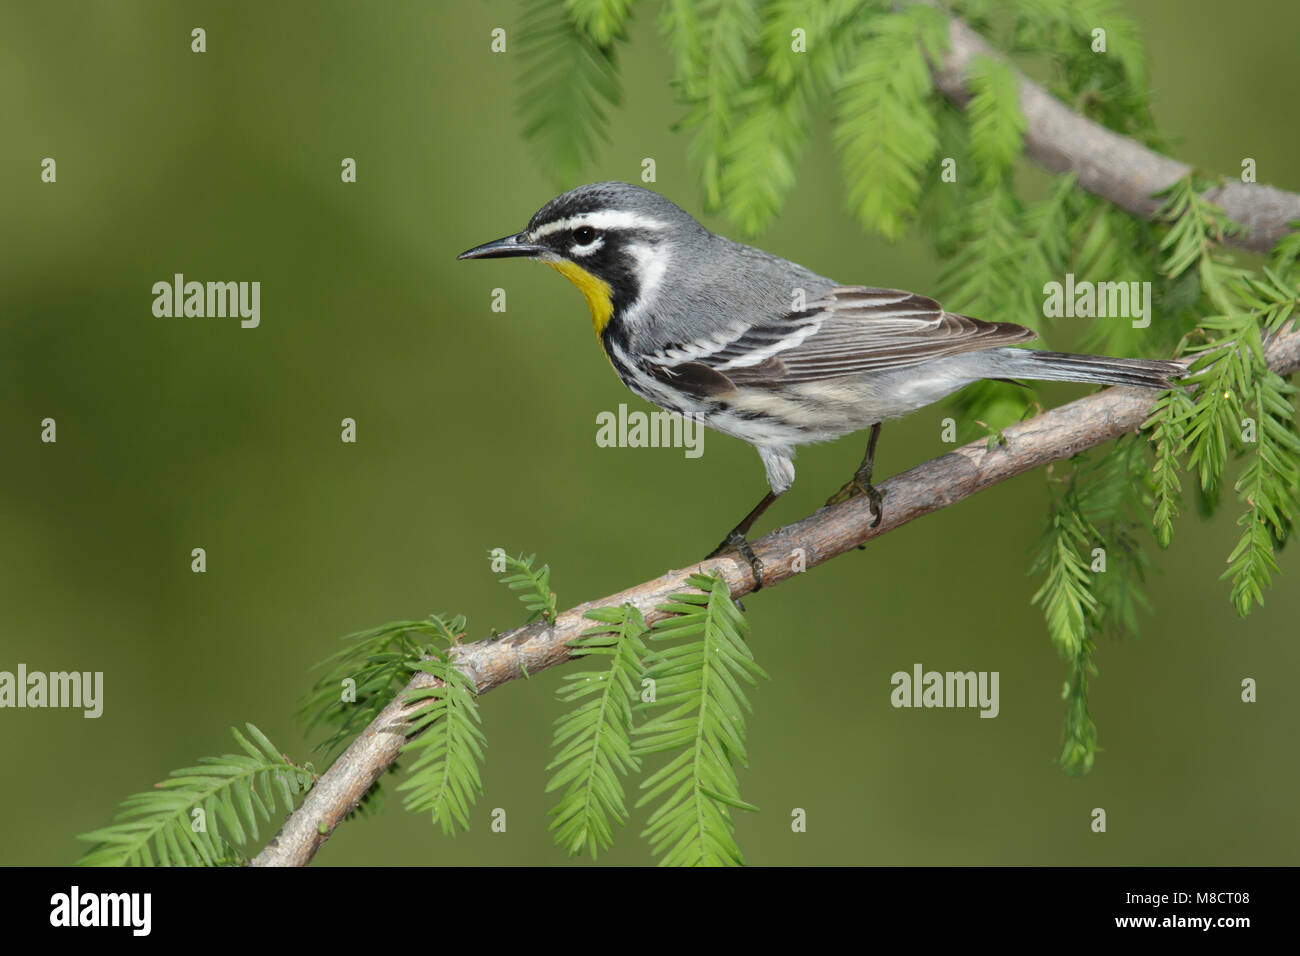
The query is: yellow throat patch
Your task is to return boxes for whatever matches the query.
[545,260,615,337]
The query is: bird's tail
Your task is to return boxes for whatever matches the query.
[990,348,1184,390]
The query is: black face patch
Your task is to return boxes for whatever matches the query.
[536,225,646,321]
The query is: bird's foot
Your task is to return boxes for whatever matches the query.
[825,479,885,528]
[706,532,765,590]
[826,479,884,549]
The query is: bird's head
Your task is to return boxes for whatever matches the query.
[458,182,704,338]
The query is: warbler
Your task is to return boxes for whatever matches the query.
[459,182,1181,585]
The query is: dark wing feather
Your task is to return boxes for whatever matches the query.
[657,287,1035,387]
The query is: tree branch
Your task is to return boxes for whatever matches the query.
[250,326,1300,867]
[922,6,1300,252]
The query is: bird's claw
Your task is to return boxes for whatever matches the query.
[825,479,885,546]
[826,480,885,524]
[707,532,765,590]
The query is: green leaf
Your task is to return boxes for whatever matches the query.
[717,0,866,233]
[633,573,767,866]
[518,2,623,186]
[494,552,559,623]
[397,655,487,836]
[1143,389,1194,548]
[938,183,1026,327]
[661,0,762,208]
[76,724,313,867]
[565,0,635,46]
[966,55,1025,185]
[1030,477,1105,775]
[1222,375,1300,616]
[833,6,945,240]
[546,604,650,858]
[299,614,465,756]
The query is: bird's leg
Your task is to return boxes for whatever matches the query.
[706,490,780,589]
[825,422,885,527]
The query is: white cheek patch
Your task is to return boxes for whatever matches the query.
[569,237,605,257]
[628,243,668,294]
[621,242,669,322]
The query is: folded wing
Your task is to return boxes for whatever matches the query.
[647,287,1036,395]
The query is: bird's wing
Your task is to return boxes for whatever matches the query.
[646,286,1035,393]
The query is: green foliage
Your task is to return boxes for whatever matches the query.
[657,0,707,101]
[1071,200,1166,358]
[921,99,977,256]
[1020,173,1081,293]
[938,184,1025,328]
[833,5,946,240]
[1068,0,1148,97]
[1030,472,1103,774]
[546,604,650,857]
[634,573,767,866]
[300,613,466,756]
[966,55,1025,185]
[660,0,763,207]
[495,551,559,623]
[759,0,861,89]
[1147,178,1300,616]
[77,724,313,866]
[1180,323,1252,495]
[1028,443,1163,772]
[713,0,871,232]
[935,50,1035,439]
[1273,222,1300,280]
[1222,363,1300,615]
[938,179,1040,437]
[565,0,635,46]
[300,609,487,836]
[1058,641,1099,775]
[1143,388,1194,548]
[397,653,487,835]
[933,39,1043,435]
[718,81,810,235]
[1156,177,1243,309]
[1075,438,1153,638]
[517,2,623,186]
[1031,475,1099,661]
[1007,0,1152,138]
[720,0,869,234]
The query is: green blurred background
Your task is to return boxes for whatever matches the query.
[2,0,1297,866]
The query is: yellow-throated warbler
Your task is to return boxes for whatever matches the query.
[459,182,1182,585]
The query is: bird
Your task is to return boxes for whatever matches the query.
[458,181,1182,586]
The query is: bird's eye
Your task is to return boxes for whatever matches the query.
[573,226,598,245]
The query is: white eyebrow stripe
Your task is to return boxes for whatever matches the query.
[529,210,668,239]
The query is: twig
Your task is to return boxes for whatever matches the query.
[250,327,1300,866]
[922,7,1300,252]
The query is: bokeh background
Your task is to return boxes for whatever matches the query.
[2,0,1297,866]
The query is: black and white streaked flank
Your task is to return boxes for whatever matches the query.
[459,181,1183,577]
